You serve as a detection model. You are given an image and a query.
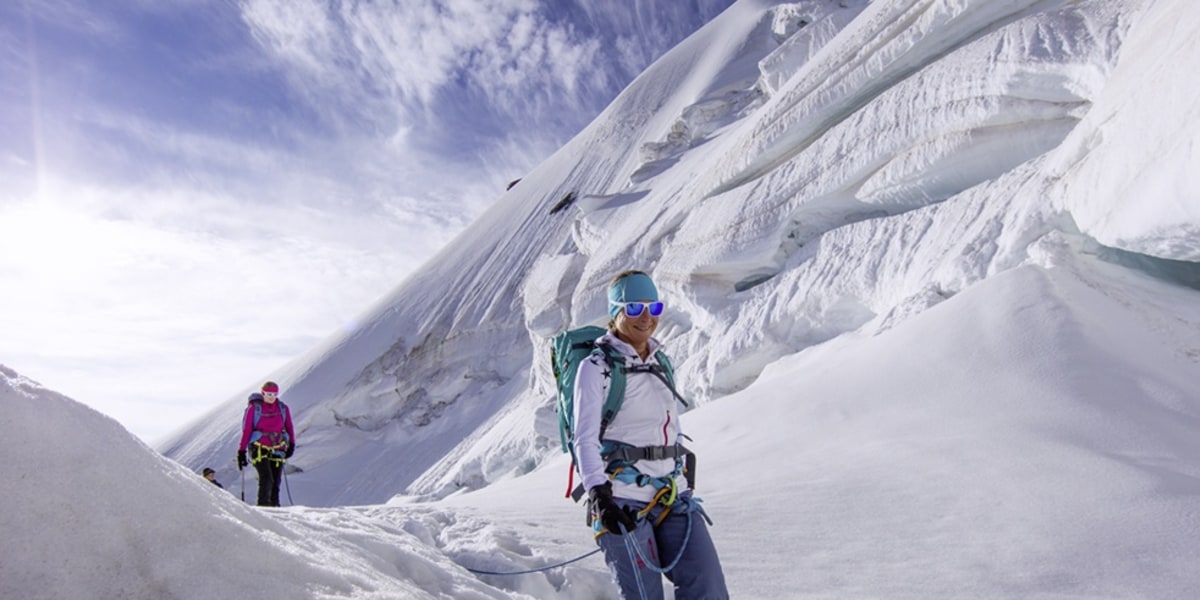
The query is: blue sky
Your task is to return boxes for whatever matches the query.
[0,0,734,443]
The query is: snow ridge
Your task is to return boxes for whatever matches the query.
[159,0,1198,514]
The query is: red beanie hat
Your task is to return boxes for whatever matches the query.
[261,381,279,393]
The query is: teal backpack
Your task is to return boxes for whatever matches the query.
[551,325,687,500]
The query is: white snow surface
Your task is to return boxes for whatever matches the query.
[5,0,1200,597]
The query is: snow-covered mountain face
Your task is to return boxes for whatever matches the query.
[162,0,1200,508]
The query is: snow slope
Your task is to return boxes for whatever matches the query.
[0,365,513,599]
[160,0,1198,510]
[5,246,1200,597]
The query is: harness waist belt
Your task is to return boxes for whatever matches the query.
[604,444,691,462]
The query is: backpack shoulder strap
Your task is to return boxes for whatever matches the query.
[653,350,675,386]
[247,401,264,446]
[593,343,628,440]
[279,402,290,443]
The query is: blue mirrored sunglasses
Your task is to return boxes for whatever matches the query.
[610,300,664,317]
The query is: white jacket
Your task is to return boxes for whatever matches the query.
[572,332,690,503]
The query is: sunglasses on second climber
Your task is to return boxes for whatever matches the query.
[610,300,665,317]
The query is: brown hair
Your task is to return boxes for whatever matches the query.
[608,269,649,288]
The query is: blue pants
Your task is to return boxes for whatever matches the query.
[595,493,728,600]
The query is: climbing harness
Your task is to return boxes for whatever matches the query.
[599,439,695,516]
[251,440,288,466]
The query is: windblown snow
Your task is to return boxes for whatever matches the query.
[5,0,1200,597]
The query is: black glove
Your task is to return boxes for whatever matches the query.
[284,443,294,459]
[236,450,248,470]
[589,482,637,535]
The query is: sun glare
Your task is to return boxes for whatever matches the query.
[0,199,127,282]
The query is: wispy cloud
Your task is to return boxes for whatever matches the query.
[237,0,734,166]
[0,0,733,442]
[240,0,604,150]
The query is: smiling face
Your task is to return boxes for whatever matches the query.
[613,301,659,356]
[606,271,662,358]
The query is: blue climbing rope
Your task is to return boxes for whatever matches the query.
[622,512,694,575]
[464,502,694,596]
[622,526,651,600]
[463,547,602,576]
[282,465,294,505]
